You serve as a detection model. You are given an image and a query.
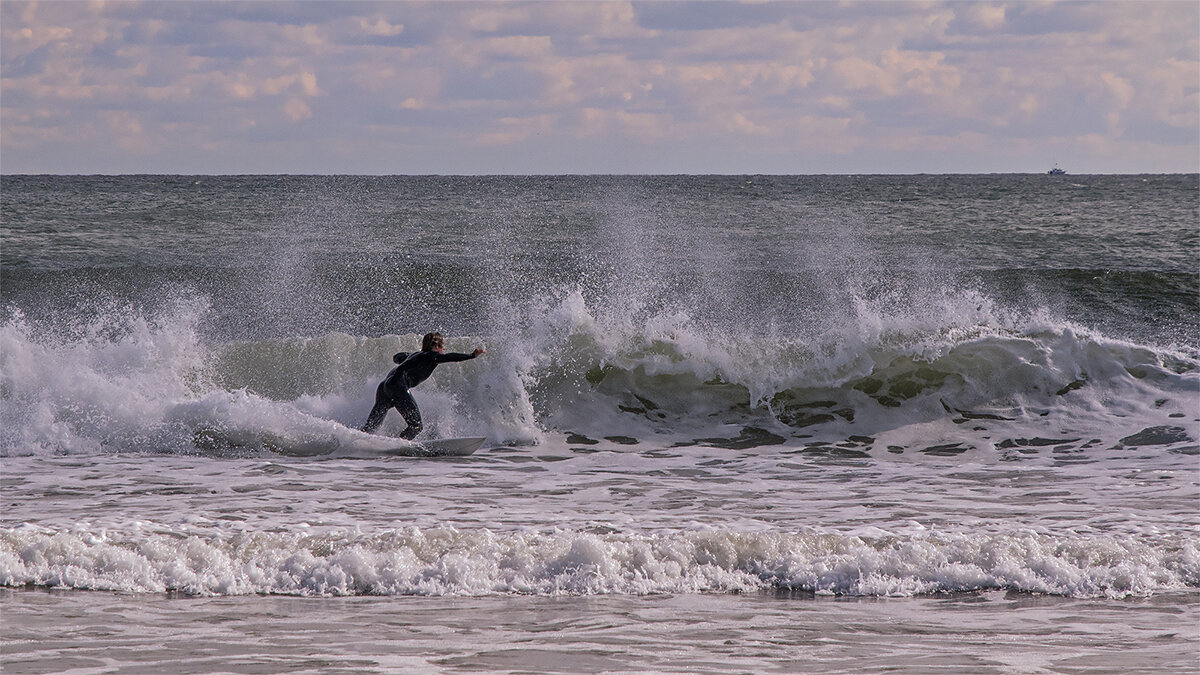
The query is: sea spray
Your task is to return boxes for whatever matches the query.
[2,283,1196,456]
[0,299,211,455]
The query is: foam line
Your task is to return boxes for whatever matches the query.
[2,525,1194,598]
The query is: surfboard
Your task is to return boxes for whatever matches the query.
[258,429,487,459]
[386,436,487,457]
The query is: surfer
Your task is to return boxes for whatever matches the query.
[361,332,485,439]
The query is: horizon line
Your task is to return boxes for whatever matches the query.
[3,171,1196,178]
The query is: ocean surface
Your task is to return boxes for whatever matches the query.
[2,174,1198,673]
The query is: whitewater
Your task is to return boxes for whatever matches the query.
[2,174,1197,672]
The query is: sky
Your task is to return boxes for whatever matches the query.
[1,1,1197,175]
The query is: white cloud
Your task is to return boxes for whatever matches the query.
[578,107,667,140]
[359,17,404,37]
[0,0,1195,173]
[1101,72,1134,109]
[475,113,557,146]
[282,97,312,121]
[956,3,1008,32]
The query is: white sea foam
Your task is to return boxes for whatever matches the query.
[2,524,1194,599]
[1,283,1196,456]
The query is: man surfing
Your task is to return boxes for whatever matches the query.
[361,332,485,439]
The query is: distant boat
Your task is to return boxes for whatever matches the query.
[1047,165,1066,175]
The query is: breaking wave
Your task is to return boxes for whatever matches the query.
[1,285,1197,456]
[2,523,1195,599]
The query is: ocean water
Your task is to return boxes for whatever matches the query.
[2,174,1198,672]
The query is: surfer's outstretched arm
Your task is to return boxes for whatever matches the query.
[436,348,485,363]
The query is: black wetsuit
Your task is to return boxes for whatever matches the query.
[361,349,479,439]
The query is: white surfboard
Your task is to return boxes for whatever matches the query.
[205,423,486,459]
[388,436,487,457]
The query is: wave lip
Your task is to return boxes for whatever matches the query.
[2,525,1195,600]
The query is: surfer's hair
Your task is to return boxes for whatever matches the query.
[422,332,444,352]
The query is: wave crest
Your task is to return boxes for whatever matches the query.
[2,288,1196,455]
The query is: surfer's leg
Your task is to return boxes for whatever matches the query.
[361,384,392,434]
[395,389,423,440]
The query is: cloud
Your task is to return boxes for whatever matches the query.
[953,3,1007,33]
[1,0,1196,174]
[633,1,799,32]
[282,97,312,121]
[359,16,404,38]
[474,113,557,146]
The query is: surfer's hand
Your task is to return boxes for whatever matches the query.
[473,348,486,357]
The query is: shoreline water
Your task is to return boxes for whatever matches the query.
[3,447,1196,600]
[4,587,1198,674]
